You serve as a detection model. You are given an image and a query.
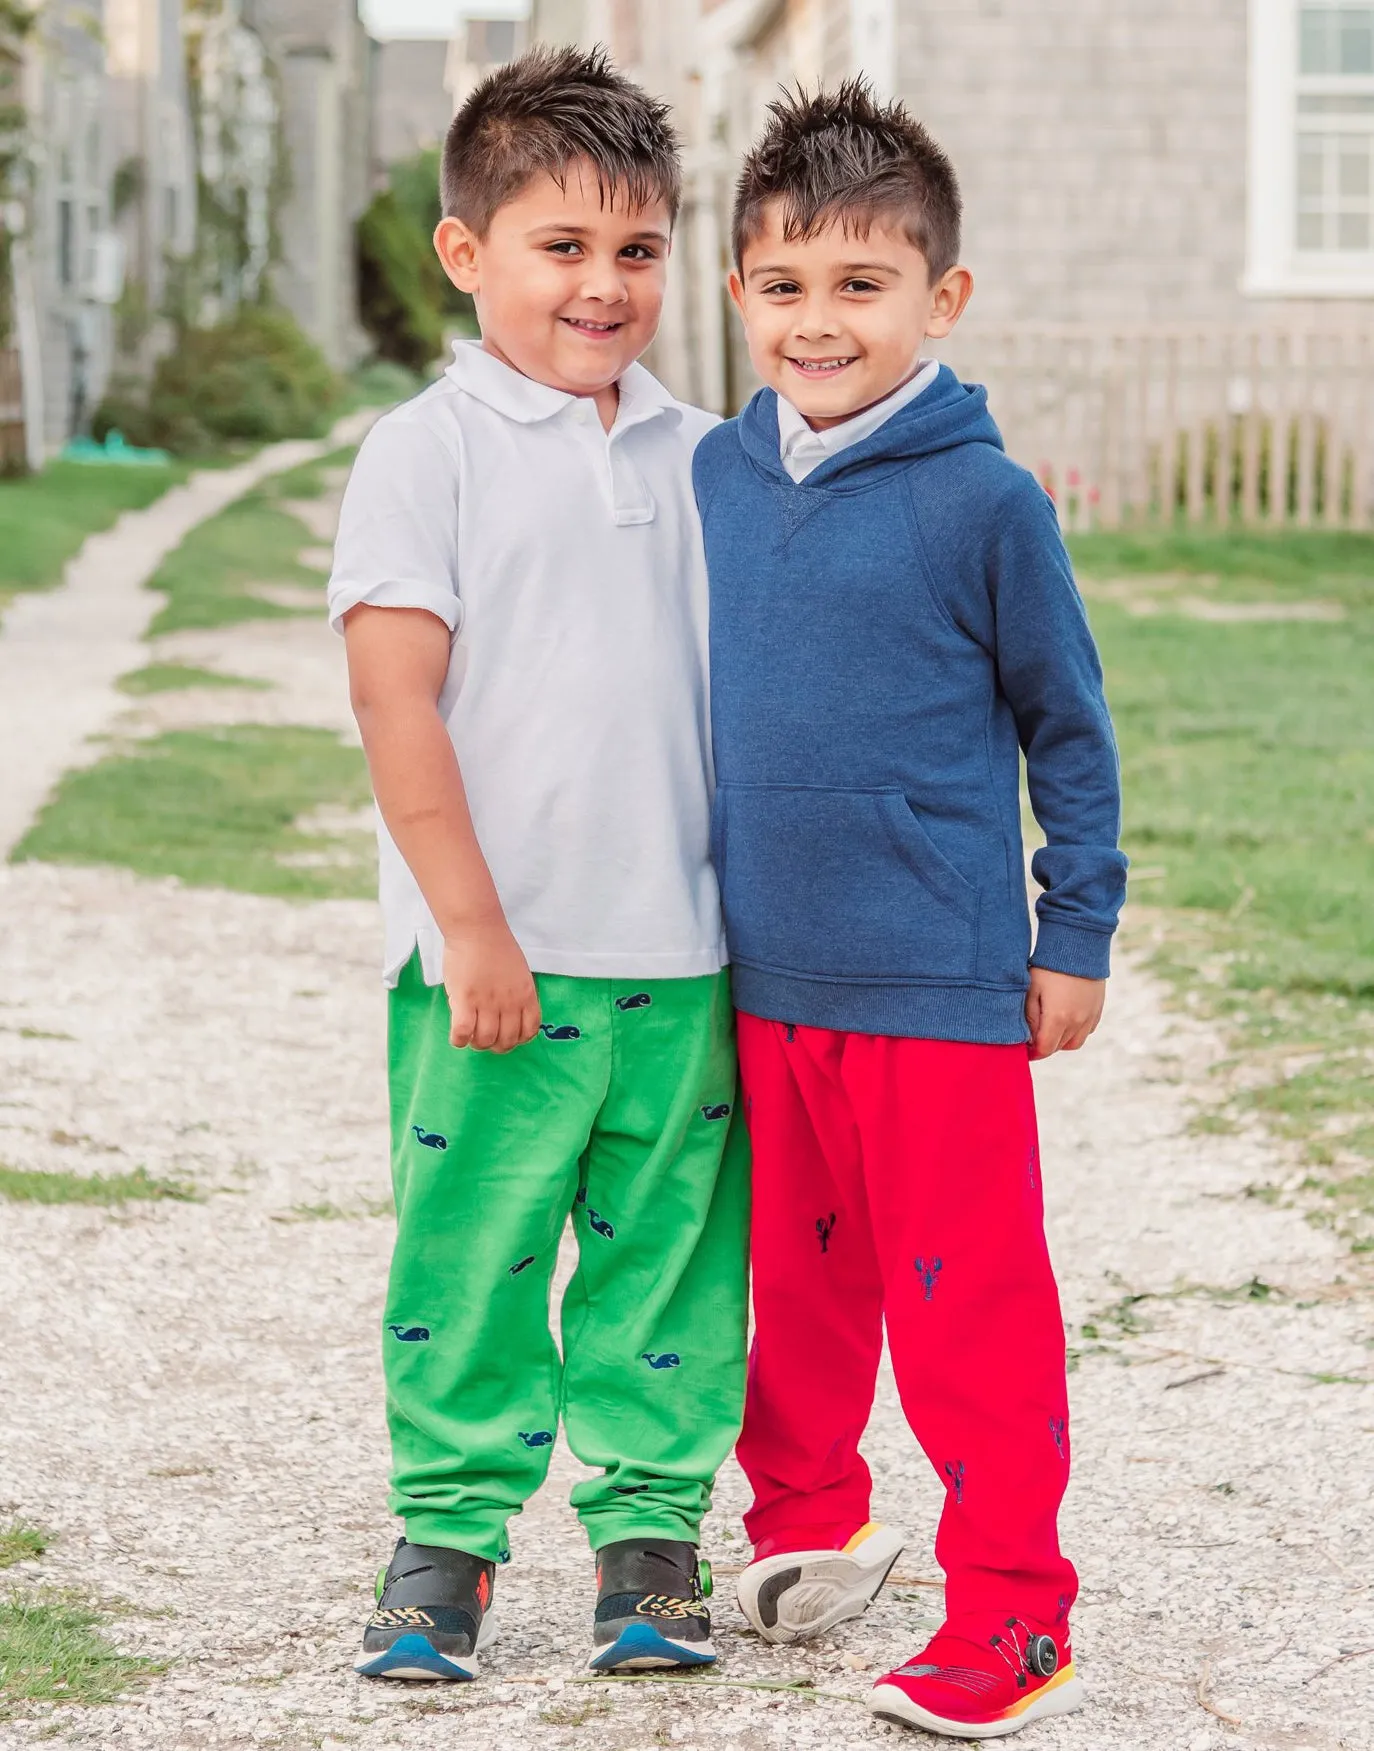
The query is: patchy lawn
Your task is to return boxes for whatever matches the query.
[1071,525,1374,1243]
[12,725,374,901]
[0,462,190,617]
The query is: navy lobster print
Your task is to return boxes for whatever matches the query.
[915,1255,943,1301]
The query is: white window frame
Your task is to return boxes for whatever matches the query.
[1246,0,1374,294]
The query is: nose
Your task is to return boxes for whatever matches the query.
[792,292,842,342]
[577,253,631,306]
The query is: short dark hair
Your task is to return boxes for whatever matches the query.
[442,44,681,234]
[732,80,962,279]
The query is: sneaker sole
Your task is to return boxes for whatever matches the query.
[355,1611,498,1682]
[736,1524,906,1645]
[869,1665,1085,1738]
[588,1621,717,1672]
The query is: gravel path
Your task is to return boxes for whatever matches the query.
[1,472,1370,1751]
[0,414,374,859]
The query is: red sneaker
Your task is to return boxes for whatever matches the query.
[736,1521,906,1645]
[869,1617,1083,1738]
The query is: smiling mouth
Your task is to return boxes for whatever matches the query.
[787,356,858,377]
[563,317,625,337]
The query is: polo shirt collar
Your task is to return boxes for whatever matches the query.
[445,339,681,432]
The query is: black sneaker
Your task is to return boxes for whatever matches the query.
[588,1538,716,1671]
[355,1537,496,1681]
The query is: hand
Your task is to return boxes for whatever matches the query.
[1026,968,1105,1061]
[443,923,541,1053]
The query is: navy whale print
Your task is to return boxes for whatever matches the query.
[411,1127,447,1150]
[389,1324,430,1342]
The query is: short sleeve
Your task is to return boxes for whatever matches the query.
[326,413,463,635]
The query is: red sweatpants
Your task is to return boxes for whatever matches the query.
[736,1013,1077,1628]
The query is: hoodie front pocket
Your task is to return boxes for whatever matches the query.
[714,783,978,981]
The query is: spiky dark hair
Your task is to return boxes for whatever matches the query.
[442,44,681,233]
[732,79,962,278]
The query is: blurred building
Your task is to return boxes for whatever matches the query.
[7,1,123,459]
[445,12,531,108]
[532,1,1374,530]
[104,0,198,359]
[374,36,454,165]
[242,0,374,367]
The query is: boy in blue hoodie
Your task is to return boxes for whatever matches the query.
[694,85,1127,1738]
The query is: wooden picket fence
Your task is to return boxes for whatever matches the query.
[0,347,24,474]
[942,325,1374,533]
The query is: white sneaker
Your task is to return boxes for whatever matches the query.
[736,1521,906,1645]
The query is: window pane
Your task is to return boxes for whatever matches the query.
[1302,5,1335,73]
[1337,208,1370,245]
[1339,142,1371,193]
[1298,209,1327,248]
[1340,8,1374,71]
[1298,137,1326,197]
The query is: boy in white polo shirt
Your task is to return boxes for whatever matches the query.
[326,48,747,1682]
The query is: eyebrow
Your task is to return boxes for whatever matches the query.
[747,259,900,282]
[528,222,671,244]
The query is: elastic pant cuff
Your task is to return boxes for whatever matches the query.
[402,1511,510,1566]
[582,1512,702,1554]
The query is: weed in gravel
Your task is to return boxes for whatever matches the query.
[118,664,271,695]
[541,1698,611,1725]
[12,725,374,901]
[0,1164,196,1206]
[0,1526,48,1570]
[0,1591,161,1716]
[281,1198,392,1222]
[5,1028,74,1042]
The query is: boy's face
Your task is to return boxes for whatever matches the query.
[436,162,672,400]
[730,202,973,430]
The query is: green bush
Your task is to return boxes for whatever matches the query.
[94,306,344,453]
[356,188,446,372]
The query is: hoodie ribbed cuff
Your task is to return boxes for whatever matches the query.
[1029,919,1113,981]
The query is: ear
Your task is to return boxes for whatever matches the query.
[435,216,482,295]
[925,264,974,339]
[727,271,747,323]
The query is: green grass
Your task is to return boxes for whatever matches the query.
[11,724,375,900]
[0,1592,160,1717]
[117,663,270,695]
[0,1165,196,1206]
[0,1526,48,1571]
[142,445,355,635]
[261,444,357,504]
[145,492,325,636]
[0,462,190,615]
[1069,524,1374,1237]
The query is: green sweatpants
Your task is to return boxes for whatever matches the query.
[384,957,750,1562]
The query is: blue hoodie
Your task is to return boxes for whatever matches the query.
[693,366,1127,1044]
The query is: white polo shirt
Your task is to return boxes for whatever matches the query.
[328,341,725,987]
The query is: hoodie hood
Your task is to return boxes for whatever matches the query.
[737,362,1004,491]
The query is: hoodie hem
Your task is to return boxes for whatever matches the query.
[731,966,1031,1044]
